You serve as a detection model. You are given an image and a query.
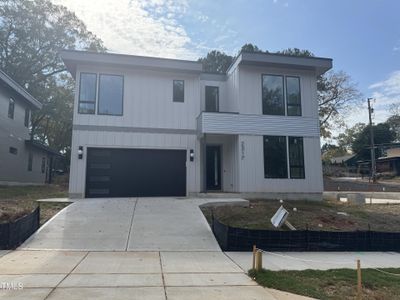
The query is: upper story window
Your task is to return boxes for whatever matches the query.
[262,75,302,116]
[98,74,124,116]
[28,152,33,171]
[9,147,18,155]
[173,80,184,102]
[286,77,301,116]
[205,86,219,112]
[24,108,30,127]
[8,98,15,119]
[79,73,97,114]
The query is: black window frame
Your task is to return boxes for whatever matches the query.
[24,108,30,127]
[289,136,305,179]
[262,74,302,117]
[262,74,285,116]
[78,72,97,115]
[9,147,18,155]
[205,86,219,112]
[263,135,288,179]
[28,152,33,171]
[97,74,124,116]
[8,98,15,119]
[286,76,302,116]
[173,80,185,103]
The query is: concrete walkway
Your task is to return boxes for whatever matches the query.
[226,251,400,271]
[1,197,313,299]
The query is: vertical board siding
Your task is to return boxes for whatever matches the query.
[69,130,200,197]
[237,135,323,193]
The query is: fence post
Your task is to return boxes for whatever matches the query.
[255,250,263,271]
[357,259,362,300]
[252,245,256,270]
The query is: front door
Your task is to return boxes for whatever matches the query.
[206,145,221,191]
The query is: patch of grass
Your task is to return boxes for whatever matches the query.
[0,185,69,225]
[201,199,400,231]
[249,268,400,300]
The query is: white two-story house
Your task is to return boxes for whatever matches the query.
[61,50,332,200]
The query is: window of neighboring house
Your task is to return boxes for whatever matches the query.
[8,98,15,119]
[28,152,33,171]
[289,137,305,179]
[263,135,288,178]
[286,76,302,116]
[205,86,219,112]
[173,80,184,102]
[78,73,97,114]
[41,157,46,173]
[98,74,124,115]
[9,147,18,155]
[262,75,284,115]
[24,108,30,127]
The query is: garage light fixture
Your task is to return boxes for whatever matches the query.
[190,149,194,161]
[78,146,83,159]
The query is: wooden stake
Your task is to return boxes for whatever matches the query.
[255,250,263,272]
[252,245,256,270]
[357,259,362,300]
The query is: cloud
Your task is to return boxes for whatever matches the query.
[51,0,200,59]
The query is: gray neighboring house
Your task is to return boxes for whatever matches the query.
[0,70,57,185]
[61,50,332,200]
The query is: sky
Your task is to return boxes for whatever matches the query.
[52,0,400,138]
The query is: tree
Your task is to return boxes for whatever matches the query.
[351,123,396,159]
[0,0,105,153]
[386,103,400,142]
[240,43,265,53]
[336,123,366,151]
[197,50,233,73]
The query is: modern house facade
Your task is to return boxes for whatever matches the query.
[0,70,56,185]
[62,50,332,200]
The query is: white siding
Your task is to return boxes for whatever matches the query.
[198,112,320,137]
[238,65,318,118]
[237,135,323,194]
[69,130,200,197]
[73,65,201,130]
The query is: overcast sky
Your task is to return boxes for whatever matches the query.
[52,0,400,137]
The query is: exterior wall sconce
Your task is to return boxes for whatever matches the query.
[78,146,83,159]
[189,149,194,161]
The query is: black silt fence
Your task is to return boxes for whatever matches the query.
[0,207,40,250]
[212,218,400,252]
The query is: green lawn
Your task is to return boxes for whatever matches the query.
[0,184,69,225]
[249,268,400,300]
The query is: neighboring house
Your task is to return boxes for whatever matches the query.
[61,50,332,200]
[376,147,400,176]
[0,70,58,185]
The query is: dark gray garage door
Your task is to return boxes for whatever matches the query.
[86,148,187,198]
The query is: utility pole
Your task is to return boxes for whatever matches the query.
[367,98,376,183]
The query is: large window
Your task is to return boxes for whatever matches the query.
[8,98,15,119]
[41,157,46,174]
[98,74,124,115]
[173,80,184,102]
[262,74,302,116]
[263,135,305,179]
[262,75,284,115]
[24,108,30,127]
[289,137,305,178]
[205,86,219,112]
[286,77,301,116]
[263,135,288,178]
[79,73,97,114]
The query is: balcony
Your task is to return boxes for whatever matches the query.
[197,112,320,137]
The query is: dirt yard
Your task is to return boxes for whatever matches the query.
[324,176,400,192]
[0,185,69,225]
[201,199,400,231]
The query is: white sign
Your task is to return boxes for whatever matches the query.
[271,205,289,228]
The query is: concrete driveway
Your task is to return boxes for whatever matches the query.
[21,197,248,251]
[0,197,310,300]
